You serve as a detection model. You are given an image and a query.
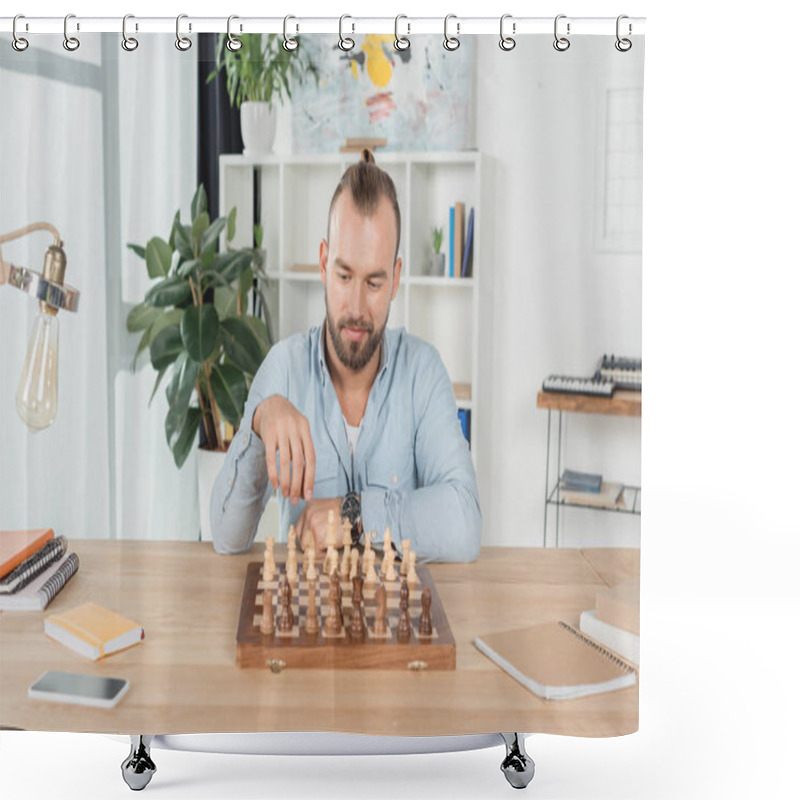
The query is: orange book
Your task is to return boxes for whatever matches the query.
[0,528,54,579]
[45,602,144,661]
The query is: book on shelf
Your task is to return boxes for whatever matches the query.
[0,528,55,579]
[290,263,319,273]
[557,481,626,509]
[339,136,388,153]
[0,535,68,594]
[44,602,145,660]
[461,207,474,278]
[474,620,637,700]
[0,553,80,611]
[448,206,455,277]
[561,469,603,493]
[453,202,465,277]
[452,382,472,402]
[458,408,471,448]
[579,609,640,666]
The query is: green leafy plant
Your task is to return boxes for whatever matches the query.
[207,33,319,110]
[432,227,444,254]
[126,185,272,467]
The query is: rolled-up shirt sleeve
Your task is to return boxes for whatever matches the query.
[361,347,481,563]
[210,346,287,554]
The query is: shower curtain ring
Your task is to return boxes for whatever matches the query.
[175,14,192,51]
[64,14,80,51]
[339,15,355,51]
[283,16,299,51]
[553,14,571,51]
[226,15,242,52]
[443,14,460,51]
[394,15,410,51]
[12,15,29,52]
[499,14,516,51]
[615,15,633,51]
[121,14,139,51]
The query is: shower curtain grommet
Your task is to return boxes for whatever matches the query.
[63,14,80,52]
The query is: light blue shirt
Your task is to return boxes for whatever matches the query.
[210,324,481,562]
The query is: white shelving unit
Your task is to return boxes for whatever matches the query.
[219,151,482,464]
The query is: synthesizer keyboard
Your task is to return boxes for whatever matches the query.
[542,374,615,397]
[598,354,642,391]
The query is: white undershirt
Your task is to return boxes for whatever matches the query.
[344,421,361,460]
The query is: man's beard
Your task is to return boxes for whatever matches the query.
[325,301,386,372]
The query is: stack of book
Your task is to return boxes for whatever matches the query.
[0,528,80,611]
[579,577,640,665]
[558,469,625,510]
[448,202,475,278]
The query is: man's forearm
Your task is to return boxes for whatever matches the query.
[361,480,481,562]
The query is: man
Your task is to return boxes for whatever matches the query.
[210,150,480,562]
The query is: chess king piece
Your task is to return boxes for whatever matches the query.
[397,579,411,640]
[349,576,366,639]
[260,588,274,635]
[263,537,276,582]
[418,587,433,637]
[305,578,319,635]
[400,538,411,576]
[373,583,388,636]
[406,551,419,587]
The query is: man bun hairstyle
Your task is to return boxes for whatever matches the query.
[327,149,401,261]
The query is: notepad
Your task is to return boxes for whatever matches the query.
[474,620,637,700]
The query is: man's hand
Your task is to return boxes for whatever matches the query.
[295,497,345,554]
[252,394,315,505]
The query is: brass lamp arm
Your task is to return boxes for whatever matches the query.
[0,223,80,313]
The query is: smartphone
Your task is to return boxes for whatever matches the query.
[28,670,129,708]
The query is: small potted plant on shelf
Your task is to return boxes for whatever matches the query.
[428,226,445,276]
[208,33,319,155]
[126,184,272,540]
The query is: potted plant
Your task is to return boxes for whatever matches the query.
[208,33,319,155]
[428,226,445,276]
[126,184,272,539]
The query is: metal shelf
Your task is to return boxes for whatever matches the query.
[545,483,641,516]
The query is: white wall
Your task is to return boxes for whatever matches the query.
[472,36,644,548]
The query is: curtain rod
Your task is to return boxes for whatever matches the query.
[0,16,646,37]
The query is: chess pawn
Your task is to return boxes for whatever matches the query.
[349,576,365,639]
[383,527,392,553]
[385,556,398,583]
[340,541,351,581]
[260,589,274,635]
[305,578,319,635]
[396,580,411,640]
[364,549,378,587]
[418,587,433,637]
[373,583,388,636]
[286,546,298,583]
[306,546,317,581]
[328,547,339,578]
[400,538,411,576]
[406,551,419,588]
[349,548,360,581]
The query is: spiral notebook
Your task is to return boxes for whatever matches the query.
[0,553,80,611]
[474,620,637,700]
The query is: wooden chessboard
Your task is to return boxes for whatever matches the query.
[236,561,456,670]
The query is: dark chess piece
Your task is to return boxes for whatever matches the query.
[397,579,411,640]
[418,587,433,636]
[278,578,293,633]
[350,576,365,639]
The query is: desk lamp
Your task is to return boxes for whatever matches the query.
[0,223,80,431]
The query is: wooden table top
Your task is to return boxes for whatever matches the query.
[0,541,639,737]
[536,389,642,417]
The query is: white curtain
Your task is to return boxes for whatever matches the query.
[0,35,198,541]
